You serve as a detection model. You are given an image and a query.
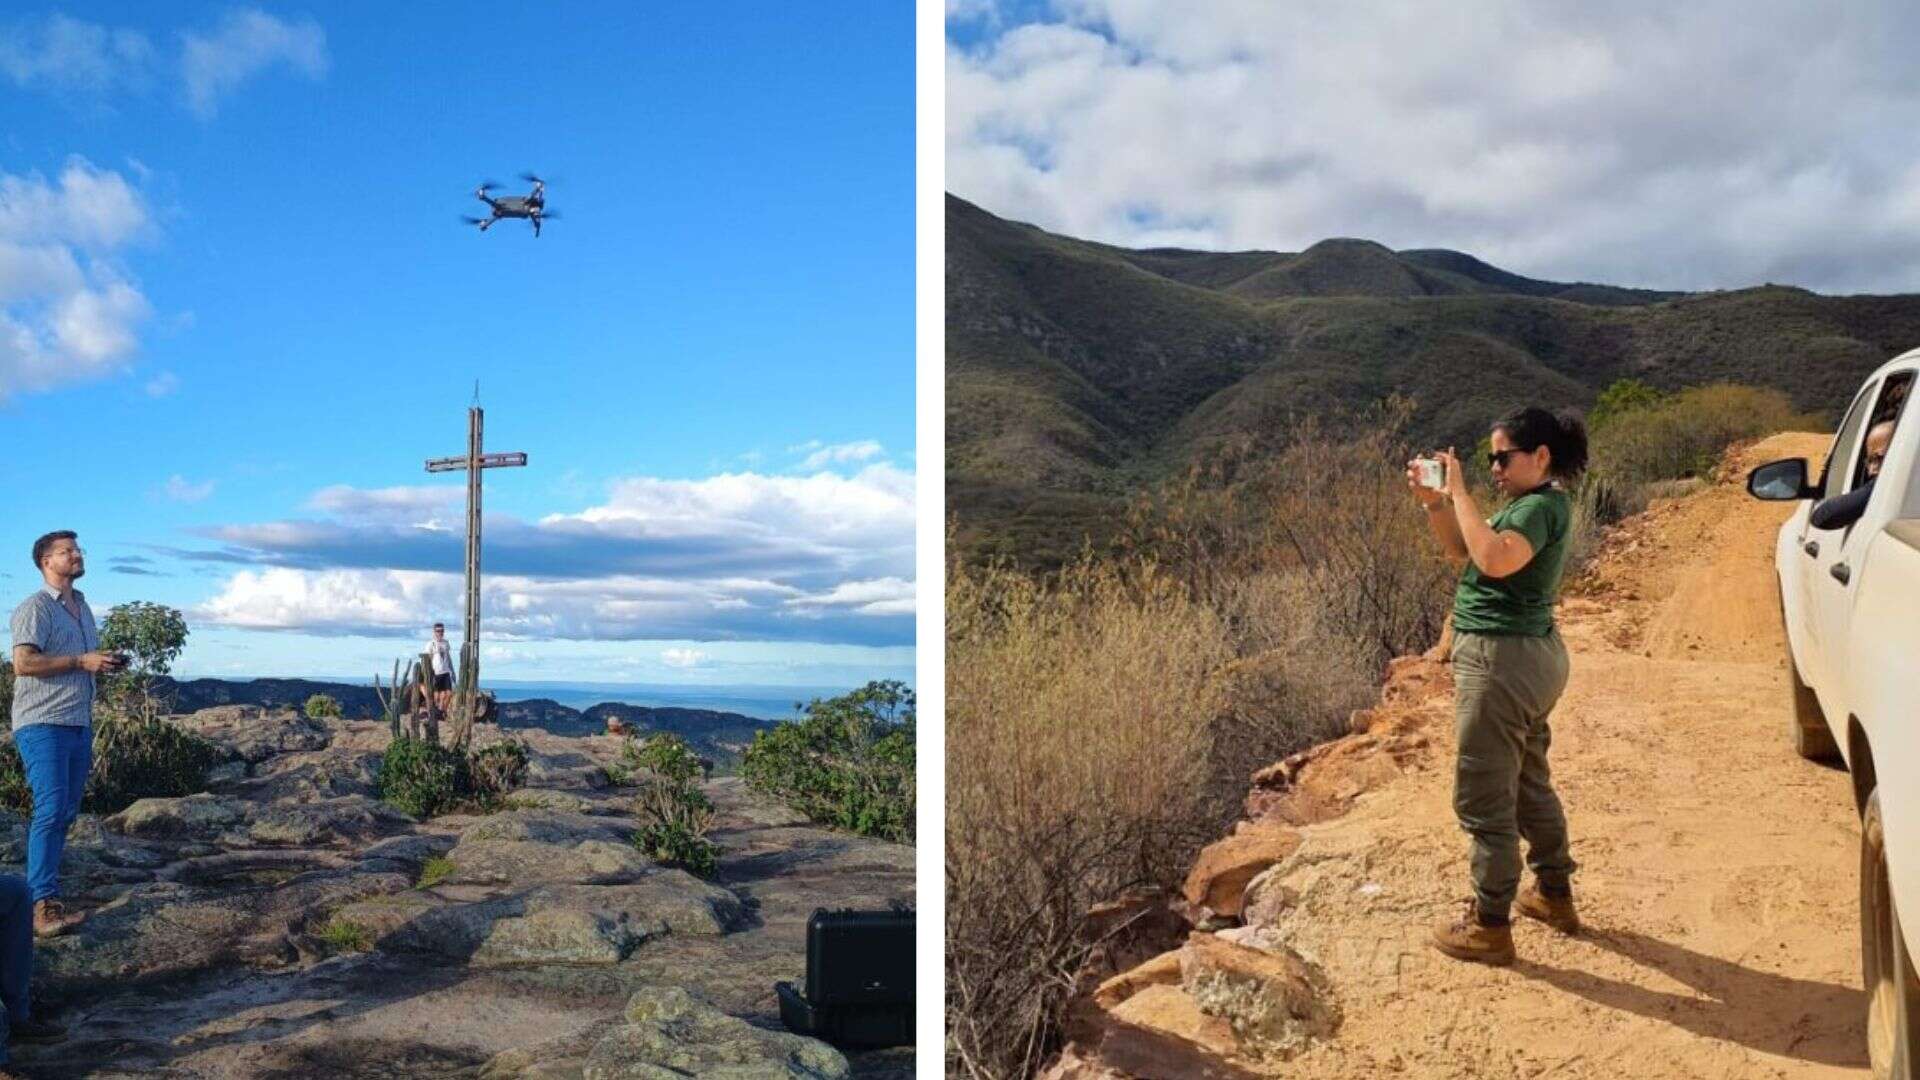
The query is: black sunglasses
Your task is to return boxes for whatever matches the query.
[1487,448,1531,469]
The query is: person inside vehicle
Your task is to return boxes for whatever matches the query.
[1810,419,1894,531]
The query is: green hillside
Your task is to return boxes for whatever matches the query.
[948,193,1920,566]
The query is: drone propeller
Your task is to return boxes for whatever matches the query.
[535,209,559,220]
[459,215,487,225]
[519,172,546,185]
[477,180,501,193]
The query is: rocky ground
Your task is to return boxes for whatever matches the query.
[3,710,915,1078]
[1049,432,1871,1079]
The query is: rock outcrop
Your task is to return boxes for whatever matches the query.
[6,707,915,1078]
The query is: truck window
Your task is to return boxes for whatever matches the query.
[1853,370,1914,493]
[1823,379,1880,503]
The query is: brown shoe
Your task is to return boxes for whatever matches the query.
[1430,899,1515,966]
[1515,882,1581,935]
[32,899,84,939]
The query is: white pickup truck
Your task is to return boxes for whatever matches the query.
[1749,349,1920,1079]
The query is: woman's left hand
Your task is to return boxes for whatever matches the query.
[1435,447,1468,497]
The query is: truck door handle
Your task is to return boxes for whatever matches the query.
[1804,540,1820,557]
[1831,562,1851,585]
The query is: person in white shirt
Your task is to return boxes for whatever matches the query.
[427,622,454,715]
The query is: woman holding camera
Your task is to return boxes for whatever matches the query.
[1408,407,1589,966]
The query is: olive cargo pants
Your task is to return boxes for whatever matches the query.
[1450,628,1576,920]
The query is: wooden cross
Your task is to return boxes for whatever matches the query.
[425,406,526,746]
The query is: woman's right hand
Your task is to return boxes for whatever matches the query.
[1405,458,1447,508]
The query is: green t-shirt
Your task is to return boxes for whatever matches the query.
[1451,485,1571,636]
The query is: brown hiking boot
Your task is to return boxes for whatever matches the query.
[1430,899,1515,966]
[1515,882,1581,934]
[32,899,84,939]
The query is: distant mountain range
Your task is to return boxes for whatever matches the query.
[948,193,1920,564]
[150,676,778,772]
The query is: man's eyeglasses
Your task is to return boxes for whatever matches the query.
[50,547,84,558]
[1487,449,1528,469]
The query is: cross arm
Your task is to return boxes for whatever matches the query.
[424,452,529,472]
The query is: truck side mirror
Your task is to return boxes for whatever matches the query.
[1748,457,1814,501]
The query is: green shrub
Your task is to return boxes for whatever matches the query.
[84,717,221,815]
[97,601,188,723]
[468,740,530,803]
[377,736,472,819]
[633,818,717,878]
[0,716,220,817]
[0,661,13,728]
[0,741,28,816]
[628,734,719,877]
[304,694,343,720]
[1588,378,1667,431]
[741,681,914,843]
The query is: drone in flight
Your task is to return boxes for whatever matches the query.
[462,173,557,237]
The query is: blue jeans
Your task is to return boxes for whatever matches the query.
[0,876,28,1062]
[15,724,91,904]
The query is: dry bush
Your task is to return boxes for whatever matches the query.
[1206,568,1378,791]
[1590,383,1820,487]
[1120,401,1457,669]
[946,557,1232,1080]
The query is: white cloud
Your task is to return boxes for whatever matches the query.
[181,9,328,119]
[145,371,180,397]
[158,475,216,503]
[0,13,154,94]
[949,1,1920,293]
[1,10,325,118]
[785,577,917,617]
[194,463,917,646]
[661,647,710,669]
[795,439,886,471]
[0,159,153,401]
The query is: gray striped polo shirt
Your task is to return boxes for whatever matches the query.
[8,585,99,730]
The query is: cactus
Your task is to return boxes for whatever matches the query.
[373,659,416,742]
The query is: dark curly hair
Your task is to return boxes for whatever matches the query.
[1492,407,1589,482]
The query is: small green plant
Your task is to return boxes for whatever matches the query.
[377,736,471,819]
[415,855,456,889]
[628,735,718,878]
[468,740,530,805]
[741,681,915,842]
[633,818,717,878]
[315,916,374,953]
[304,694,343,721]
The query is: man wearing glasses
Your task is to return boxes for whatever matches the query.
[8,532,125,939]
[1810,420,1894,531]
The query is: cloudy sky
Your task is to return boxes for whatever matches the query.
[2,3,913,693]
[948,1,1920,294]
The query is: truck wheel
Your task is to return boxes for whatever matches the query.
[1863,789,1919,1079]
[1787,651,1841,761]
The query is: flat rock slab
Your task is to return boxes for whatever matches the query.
[110,794,246,841]
[37,868,412,997]
[171,705,333,763]
[485,985,849,1080]
[336,872,742,966]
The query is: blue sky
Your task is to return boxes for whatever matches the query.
[1,3,914,690]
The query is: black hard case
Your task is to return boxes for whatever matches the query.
[775,907,915,1048]
[804,908,914,1005]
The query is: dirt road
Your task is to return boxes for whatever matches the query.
[1072,432,1871,1079]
